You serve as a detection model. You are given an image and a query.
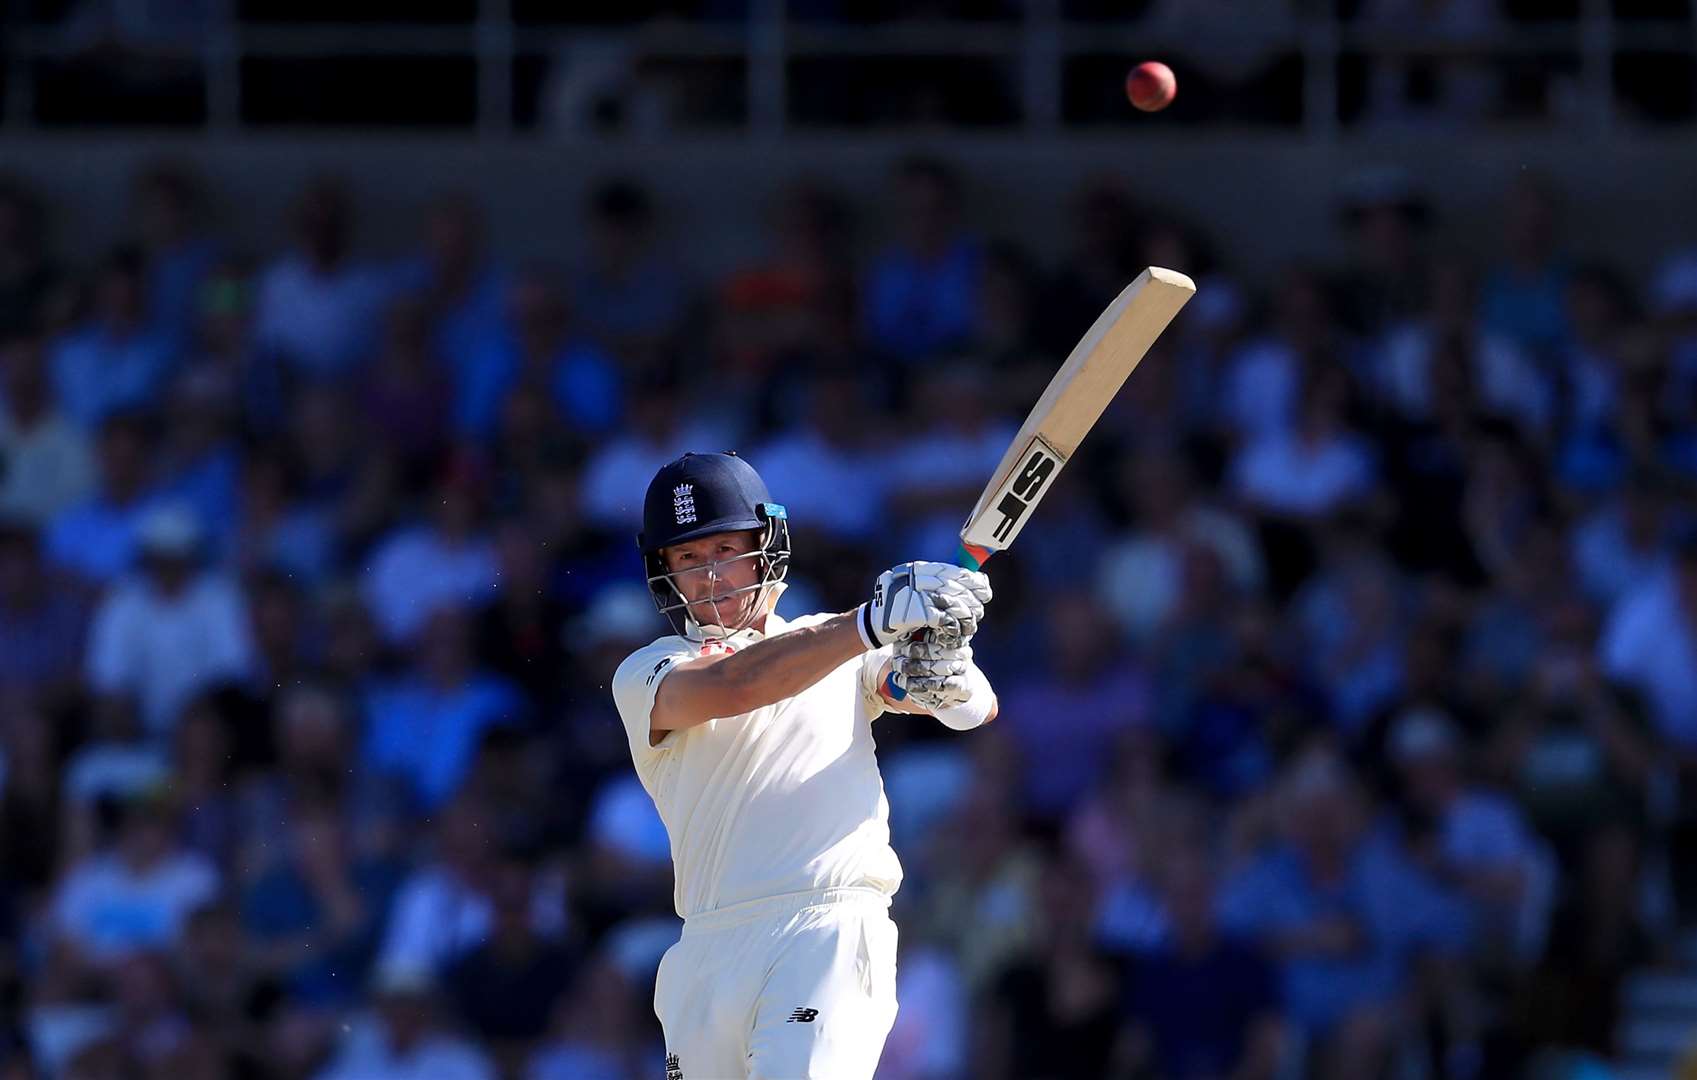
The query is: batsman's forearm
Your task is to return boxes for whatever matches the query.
[699,612,868,716]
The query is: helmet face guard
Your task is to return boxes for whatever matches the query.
[643,506,790,638]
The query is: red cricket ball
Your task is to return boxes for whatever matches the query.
[1126,61,1177,113]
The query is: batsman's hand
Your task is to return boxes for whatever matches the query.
[891,635,975,710]
[860,561,991,647]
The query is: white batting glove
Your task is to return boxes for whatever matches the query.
[859,561,992,648]
[891,636,975,710]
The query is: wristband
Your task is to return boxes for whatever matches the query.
[855,603,881,650]
[934,663,995,731]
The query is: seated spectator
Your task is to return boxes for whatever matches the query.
[717,181,855,381]
[393,191,508,373]
[49,789,219,968]
[528,960,657,1080]
[45,411,162,584]
[996,592,1152,822]
[1571,470,1676,608]
[174,902,275,1073]
[50,248,176,429]
[1218,747,1471,1080]
[1600,529,1697,750]
[976,855,1122,1080]
[911,778,1044,996]
[86,503,254,738]
[1480,176,1572,357]
[444,853,578,1071]
[171,695,242,865]
[131,164,219,353]
[578,380,739,531]
[239,684,407,861]
[1390,707,1554,965]
[246,571,313,693]
[357,297,452,477]
[1220,271,1340,441]
[863,157,981,363]
[577,773,674,928]
[363,610,522,813]
[156,367,242,558]
[476,520,573,710]
[241,803,403,1007]
[1513,822,1653,1062]
[226,451,337,587]
[455,264,620,441]
[1490,612,1653,869]
[0,330,95,524]
[362,461,499,645]
[62,697,169,834]
[376,798,566,976]
[315,964,494,1080]
[1231,367,1377,520]
[751,373,889,544]
[1097,450,1263,645]
[253,177,390,380]
[1067,739,1195,954]
[1293,545,1406,736]
[1376,259,1552,435]
[881,365,1017,556]
[1122,847,1285,1080]
[570,179,691,360]
[0,518,88,698]
[107,950,194,1075]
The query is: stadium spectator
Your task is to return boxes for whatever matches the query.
[454,263,620,441]
[397,192,508,374]
[1480,175,1572,357]
[86,503,253,737]
[0,519,88,697]
[45,411,161,584]
[254,177,390,379]
[48,789,219,968]
[361,459,499,645]
[864,157,982,362]
[375,798,566,976]
[1121,846,1286,1080]
[1601,529,1697,749]
[0,330,96,524]
[571,179,691,362]
[130,164,218,353]
[50,248,176,429]
[362,609,522,813]
[315,964,495,1080]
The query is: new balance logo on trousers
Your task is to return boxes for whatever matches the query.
[786,1007,819,1023]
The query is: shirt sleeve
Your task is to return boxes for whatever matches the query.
[611,639,700,759]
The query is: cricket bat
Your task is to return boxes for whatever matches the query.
[886,266,1195,698]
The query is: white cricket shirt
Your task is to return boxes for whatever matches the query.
[611,610,903,919]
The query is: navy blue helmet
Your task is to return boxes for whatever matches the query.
[638,452,790,635]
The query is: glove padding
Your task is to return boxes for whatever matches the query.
[862,562,991,647]
[891,635,976,710]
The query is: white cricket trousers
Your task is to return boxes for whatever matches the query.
[654,886,900,1080]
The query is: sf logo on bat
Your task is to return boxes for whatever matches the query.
[968,437,1063,549]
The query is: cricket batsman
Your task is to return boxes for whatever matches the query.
[610,451,998,1078]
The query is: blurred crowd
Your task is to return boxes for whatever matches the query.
[0,152,1695,1080]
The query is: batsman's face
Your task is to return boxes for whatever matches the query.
[662,530,763,628]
